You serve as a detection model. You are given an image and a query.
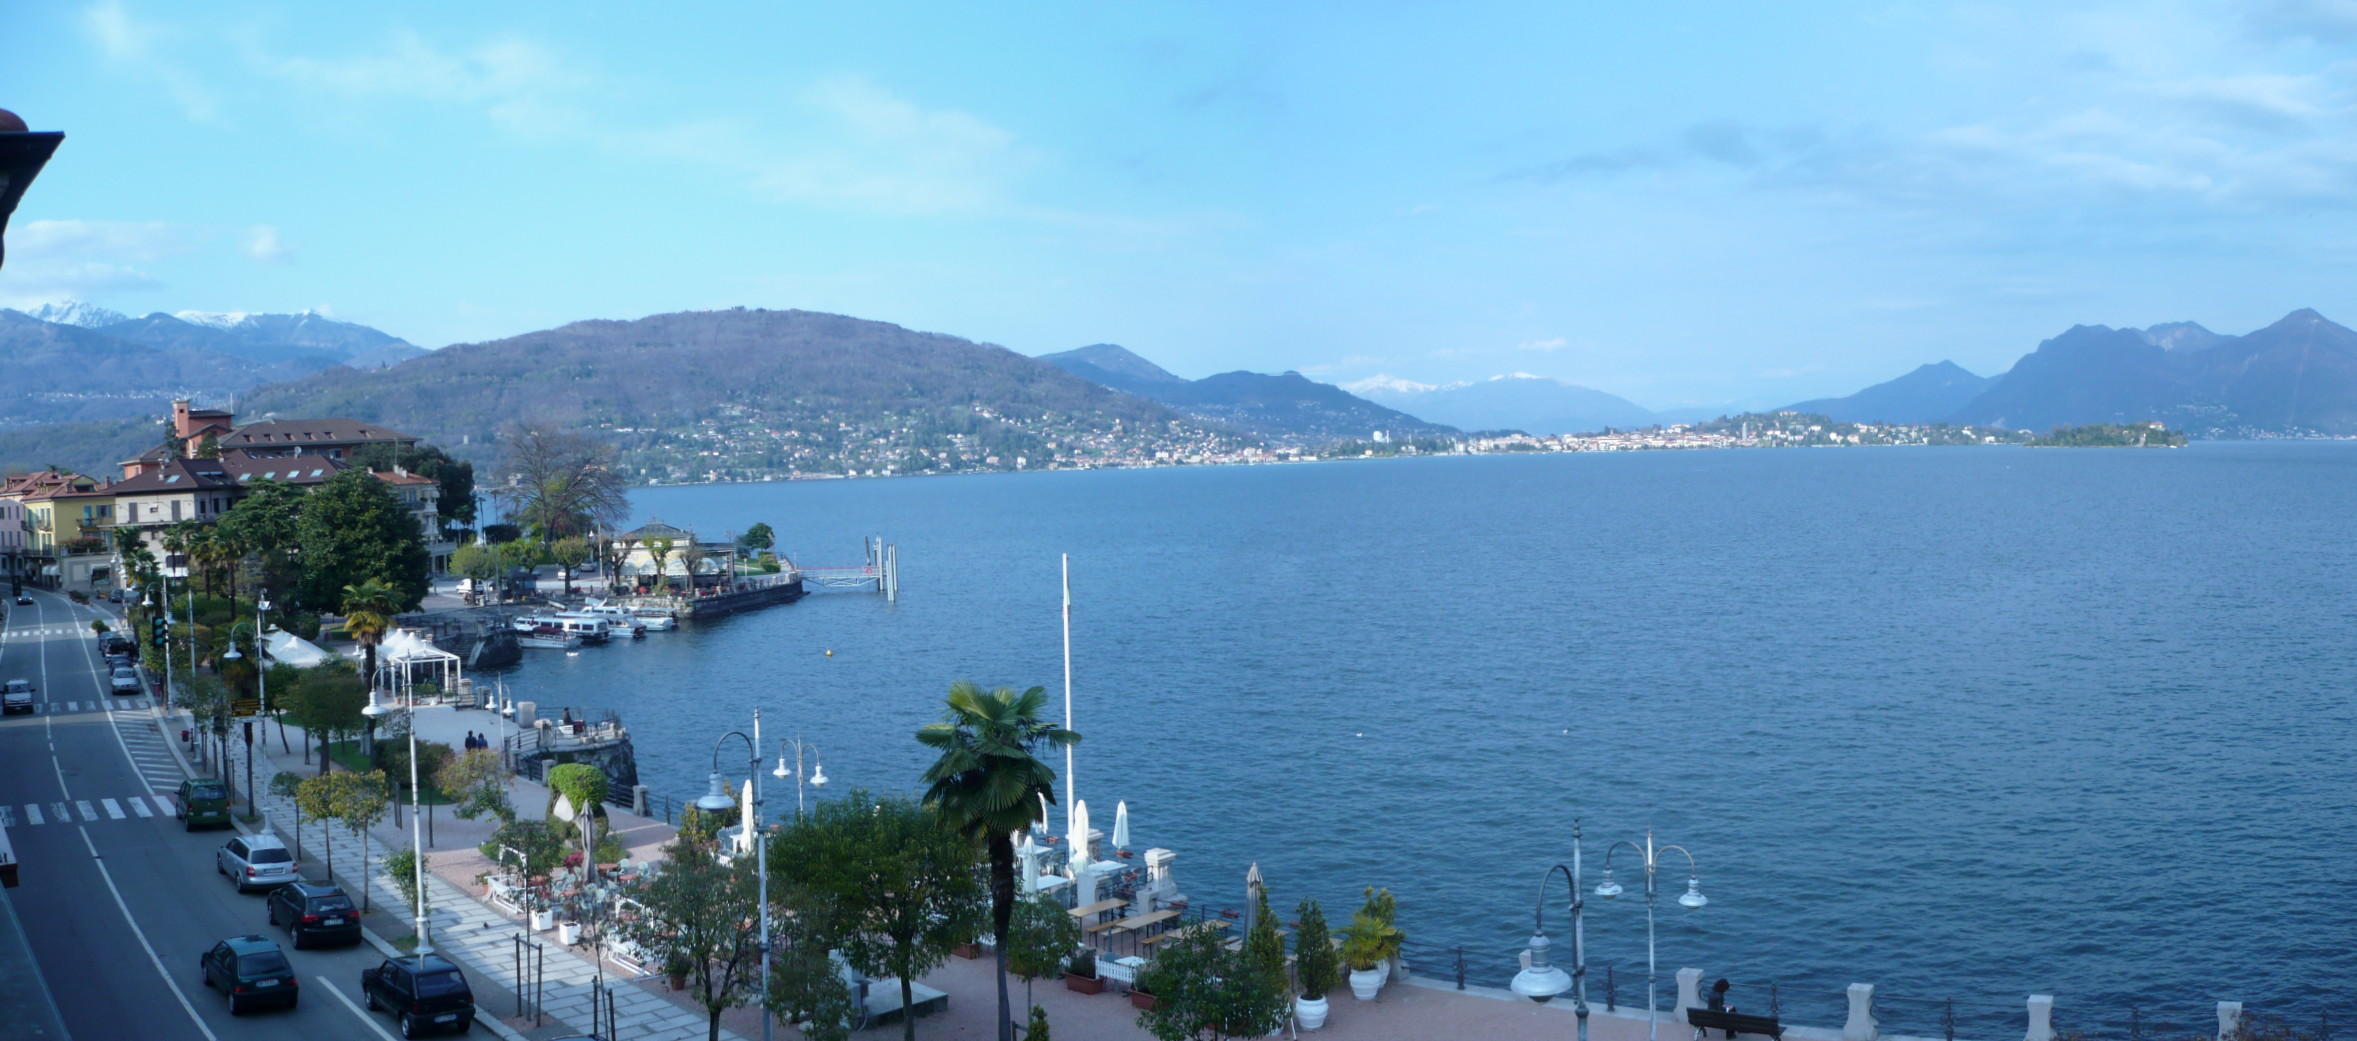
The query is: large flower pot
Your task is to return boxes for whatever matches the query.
[952,943,981,960]
[557,921,582,945]
[1296,995,1331,1030]
[1348,967,1385,1001]
[1064,971,1105,995]
[1130,990,1159,1011]
[530,910,555,931]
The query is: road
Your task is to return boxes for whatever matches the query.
[0,588,395,1041]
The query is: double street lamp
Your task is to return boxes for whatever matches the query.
[1515,824,1707,1041]
[769,734,826,818]
[695,711,773,1041]
[362,687,433,955]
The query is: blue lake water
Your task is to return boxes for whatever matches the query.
[488,443,2357,1033]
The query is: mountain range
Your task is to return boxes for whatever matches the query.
[1346,372,1658,434]
[1039,344,1454,443]
[0,302,427,433]
[1789,308,2357,435]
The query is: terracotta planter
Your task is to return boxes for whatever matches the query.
[669,972,687,991]
[1064,971,1105,995]
[952,943,981,960]
[1130,990,1159,1011]
[1296,995,1330,1030]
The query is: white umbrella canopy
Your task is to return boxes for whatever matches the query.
[736,779,755,856]
[1070,800,1092,878]
[1245,861,1264,934]
[1035,793,1051,836]
[1112,800,1131,850]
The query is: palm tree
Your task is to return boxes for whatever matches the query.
[917,682,1080,1041]
[338,579,400,693]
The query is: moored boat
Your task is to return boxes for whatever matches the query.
[517,625,580,650]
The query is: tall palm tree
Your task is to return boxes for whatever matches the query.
[338,579,400,693]
[918,682,1080,1041]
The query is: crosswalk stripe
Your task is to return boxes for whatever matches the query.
[129,797,152,817]
[152,795,175,816]
[49,802,67,822]
[0,806,12,827]
[101,799,124,819]
[75,801,96,822]
[24,804,42,825]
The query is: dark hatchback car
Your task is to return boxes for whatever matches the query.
[199,935,299,1014]
[361,954,475,1037]
[266,882,360,948]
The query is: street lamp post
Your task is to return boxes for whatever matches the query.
[696,710,770,1041]
[362,688,432,955]
[769,734,827,818]
[1593,829,1707,1041]
[1512,819,1593,1041]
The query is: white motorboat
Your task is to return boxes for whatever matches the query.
[572,604,648,638]
[513,614,608,644]
[517,625,581,650]
[628,607,678,631]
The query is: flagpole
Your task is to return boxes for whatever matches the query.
[1061,554,1074,839]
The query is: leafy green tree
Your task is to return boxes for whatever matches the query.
[271,771,309,862]
[620,837,765,1041]
[1027,1004,1051,1041]
[450,542,500,588]
[548,535,592,595]
[1005,893,1081,1016]
[766,908,858,1041]
[347,441,476,536]
[434,747,513,823]
[296,469,429,612]
[1242,885,1288,1012]
[1293,899,1338,1003]
[1134,928,1288,1041]
[338,578,400,694]
[646,536,676,592]
[286,665,368,776]
[480,819,567,882]
[770,791,986,1041]
[385,847,427,921]
[332,771,391,912]
[738,522,775,554]
[917,682,1080,1041]
[296,774,340,877]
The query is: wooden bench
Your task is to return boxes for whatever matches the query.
[1687,1009,1783,1040]
[1138,919,1229,948]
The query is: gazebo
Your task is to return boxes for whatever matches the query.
[611,519,739,596]
[368,628,462,700]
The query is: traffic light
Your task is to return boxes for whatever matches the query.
[150,614,168,648]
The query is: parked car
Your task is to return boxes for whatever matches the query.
[110,667,141,696]
[2,679,32,715]
[102,634,134,656]
[174,778,232,830]
[265,881,360,949]
[217,833,298,892]
[360,954,476,1037]
[198,935,299,1014]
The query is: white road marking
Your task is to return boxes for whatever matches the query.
[24,804,42,825]
[75,800,96,821]
[101,798,124,819]
[79,827,221,1041]
[152,795,175,816]
[129,797,152,817]
[317,974,403,1041]
[50,802,68,821]
[0,805,12,827]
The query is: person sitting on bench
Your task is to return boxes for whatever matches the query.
[1708,979,1737,1039]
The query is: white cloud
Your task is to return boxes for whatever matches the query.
[242,225,292,263]
[752,77,1032,215]
[1517,337,1569,352]
[82,1,217,120]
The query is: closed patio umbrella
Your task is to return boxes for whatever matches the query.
[1112,800,1130,850]
[1070,800,1092,879]
[1244,861,1263,935]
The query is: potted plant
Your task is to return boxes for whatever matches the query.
[1064,948,1105,995]
[558,920,583,945]
[664,951,692,991]
[1339,887,1402,1001]
[1293,899,1339,1029]
[1131,959,1168,1011]
[953,940,982,959]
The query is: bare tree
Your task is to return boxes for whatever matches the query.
[493,425,632,543]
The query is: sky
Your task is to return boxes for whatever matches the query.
[8,2,2357,410]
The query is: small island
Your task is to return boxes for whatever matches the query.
[2028,421,2186,447]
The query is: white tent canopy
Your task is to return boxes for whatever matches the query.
[362,628,462,695]
[262,628,334,668]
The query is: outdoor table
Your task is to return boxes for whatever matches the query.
[1068,898,1126,922]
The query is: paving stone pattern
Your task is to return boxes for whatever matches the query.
[220,720,746,1041]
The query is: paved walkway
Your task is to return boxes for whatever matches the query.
[208,707,740,1041]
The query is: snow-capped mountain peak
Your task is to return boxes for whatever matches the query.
[21,299,130,329]
[1341,373,1455,395]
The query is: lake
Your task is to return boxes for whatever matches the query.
[488,443,2357,1035]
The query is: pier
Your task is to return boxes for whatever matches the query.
[797,535,901,601]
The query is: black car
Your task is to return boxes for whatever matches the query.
[102,634,134,656]
[361,954,475,1037]
[265,882,361,948]
[13,595,30,606]
[199,935,299,1014]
